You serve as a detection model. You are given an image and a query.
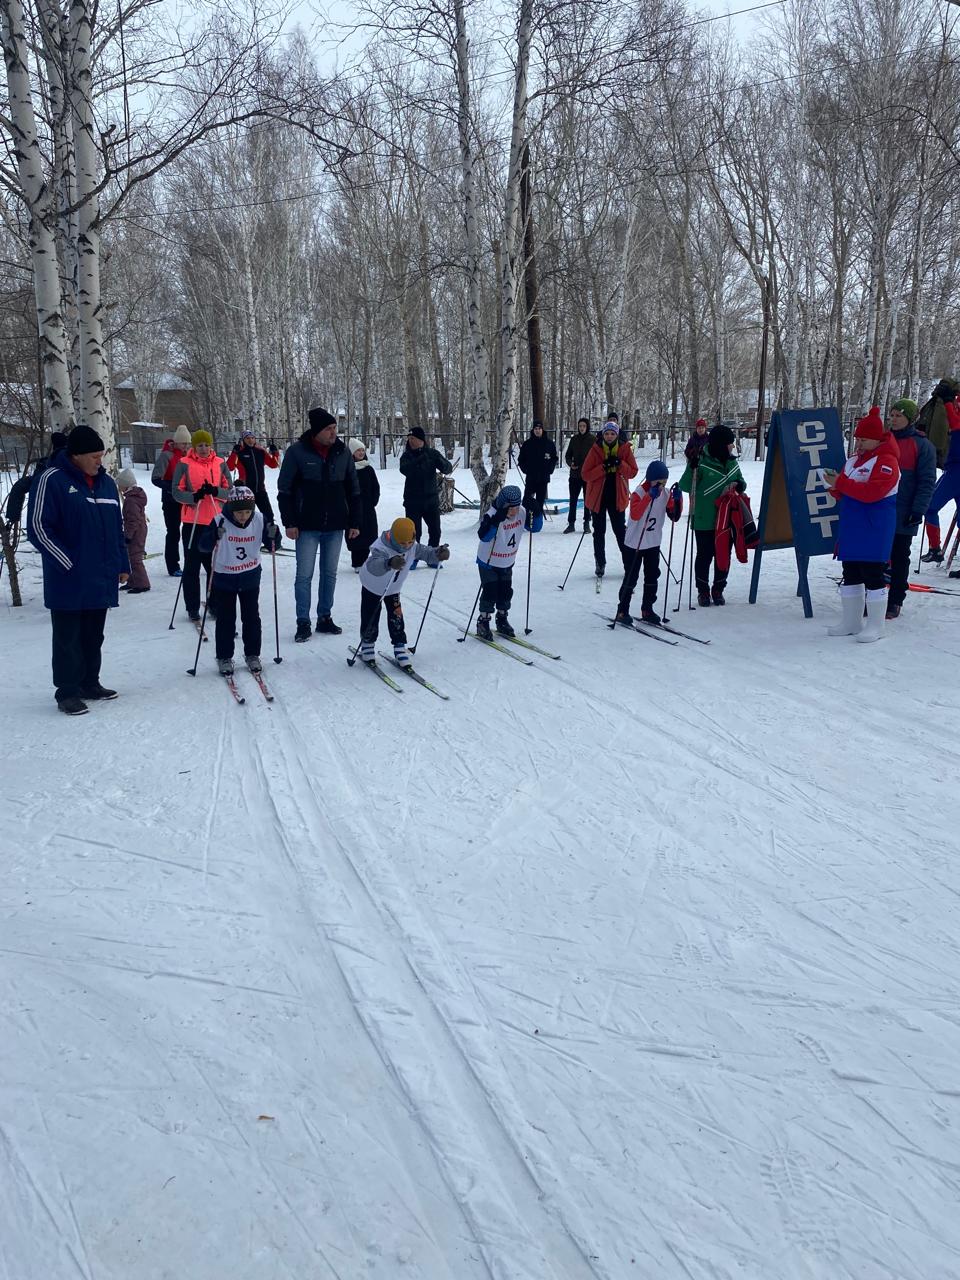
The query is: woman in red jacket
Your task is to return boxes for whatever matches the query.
[172,430,231,621]
[581,419,639,580]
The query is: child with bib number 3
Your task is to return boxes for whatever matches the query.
[202,485,278,676]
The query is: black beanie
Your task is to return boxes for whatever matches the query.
[50,431,68,452]
[307,407,336,435]
[66,424,105,455]
[707,424,735,461]
[408,426,426,441]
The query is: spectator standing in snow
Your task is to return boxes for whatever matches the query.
[117,469,150,594]
[278,407,360,642]
[564,417,594,533]
[346,438,380,570]
[823,406,901,643]
[678,424,746,606]
[517,420,557,519]
[151,424,192,576]
[3,431,68,530]
[226,430,282,549]
[172,430,231,622]
[581,419,639,579]
[684,418,710,465]
[399,427,452,552]
[886,399,935,618]
[26,425,129,715]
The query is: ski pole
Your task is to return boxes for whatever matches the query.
[662,512,677,615]
[673,473,695,614]
[941,514,958,569]
[686,468,698,610]
[410,556,441,654]
[457,583,483,642]
[168,512,199,630]
[914,523,926,573]
[454,484,477,506]
[348,570,397,666]
[946,520,960,573]
[557,529,587,591]
[271,542,282,664]
[186,580,214,676]
[523,525,534,634]
[659,547,680,585]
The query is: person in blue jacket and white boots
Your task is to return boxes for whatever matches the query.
[27,424,130,715]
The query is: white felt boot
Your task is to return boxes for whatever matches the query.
[856,589,887,643]
[827,584,865,636]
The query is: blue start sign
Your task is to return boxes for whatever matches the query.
[749,408,847,618]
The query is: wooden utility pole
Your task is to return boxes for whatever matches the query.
[520,141,545,427]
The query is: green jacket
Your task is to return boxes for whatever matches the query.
[679,453,745,531]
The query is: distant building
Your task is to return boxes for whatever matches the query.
[113,374,199,446]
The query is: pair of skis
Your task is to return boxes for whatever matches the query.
[222,668,274,704]
[599,612,709,646]
[472,631,561,665]
[350,649,450,700]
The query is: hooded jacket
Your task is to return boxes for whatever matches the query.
[227,441,279,491]
[399,444,453,509]
[121,485,148,555]
[581,439,639,513]
[517,431,558,480]
[151,440,188,494]
[565,427,595,471]
[171,449,232,526]
[891,424,936,534]
[27,450,130,610]
[831,433,901,562]
[277,432,360,532]
[359,530,439,595]
[678,450,746,531]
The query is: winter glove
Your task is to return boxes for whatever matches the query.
[604,457,620,475]
[492,506,510,524]
[688,452,699,469]
[388,554,406,570]
[263,522,279,550]
[268,439,278,453]
[193,482,216,501]
[736,479,747,493]
[907,511,925,525]
[668,483,683,520]
[436,545,451,561]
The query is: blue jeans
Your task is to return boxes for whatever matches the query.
[294,530,343,621]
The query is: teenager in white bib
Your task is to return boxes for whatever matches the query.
[475,484,543,640]
[201,485,278,676]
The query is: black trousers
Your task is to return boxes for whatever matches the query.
[619,546,660,613]
[360,587,406,644]
[50,608,106,701]
[161,492,182,574]
[214,585,261,659]
[841,559,886,590]
[522,476,549,519]
[591,493,627,570]
[478,563,513,614]
[695,528,728,593]
[181,523,214,616]
[567,471,591,529]
[405,502,441,548]
[887,533,913,607]
[347,532,375,569]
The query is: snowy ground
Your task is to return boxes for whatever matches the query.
[2,449,960,1280]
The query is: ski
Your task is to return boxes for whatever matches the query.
[650,617,710,645]
[473,634,534,664]
[379,652,450,699]
[193,618,209,642]
[222,674,246,704]
[907,581,960,597]
[249,670,274,701]
[497,633,561,660]
[597,612,679,645]
[347,649,404,692]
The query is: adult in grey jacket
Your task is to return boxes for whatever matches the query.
[399,427,452,549]
[277,407,360,640]
[887,398,936,618]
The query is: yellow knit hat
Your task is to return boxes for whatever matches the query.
[192,428,213,447]
[391,517,416,545]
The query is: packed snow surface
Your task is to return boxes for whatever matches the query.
[2,454,959,1279]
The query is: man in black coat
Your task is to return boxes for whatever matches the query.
[399,427,452,551]
[517,420,558,518]
[887,398,936,618]
[563,417,594,532]
[277,408,360,642]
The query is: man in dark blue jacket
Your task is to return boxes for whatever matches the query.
[887,399,936,619]
[27,425,130,715]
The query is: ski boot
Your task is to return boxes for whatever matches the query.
[950,569,960,580]
[245,654,262,674]
[920,547,943,563]
[615,609,633,626]
[495,612,516,638]
[711,585,726,606]
[295,619,312,643]
[563,522,575,534]
[476,614,493,641]
[359,639,376,663]
[697,591,711,607]
[218,658,235,676]
[315,615,342,635]
[640,607,661,625]
[393,644,413,669]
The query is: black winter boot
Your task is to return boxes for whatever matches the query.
[697,591,711,607]
[315,615,342,635]
[58,697,89,716]
[711,584,726,606]
[295,619,312,642]
[495,612,516,638]
[476,614,493,641]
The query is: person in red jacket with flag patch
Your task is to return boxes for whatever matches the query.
[822,406,901,643]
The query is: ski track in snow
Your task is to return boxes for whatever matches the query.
[2,459,960,1279]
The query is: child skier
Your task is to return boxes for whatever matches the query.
[116,469,150,594]
[822,406,901,643]
[475,484,543,639]
[202,485,278,675]
[616,460,682,625]
[358,517,450,666]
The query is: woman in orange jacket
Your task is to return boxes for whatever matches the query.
[172,430,231,621]
[581,418,639,579]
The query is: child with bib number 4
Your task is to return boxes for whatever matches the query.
[202,485,278,676]
[358,517,450,667]
[475,484,543,640]
[616,460,683,625]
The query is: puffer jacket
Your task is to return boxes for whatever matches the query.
[172,450,231,526]
[27,450,130,610]
[151,440,187,494]
[581,440,639,512]
[122,485,148,555]
[277,433,360,532]
[891,425,936,534]
[831,433,901,562]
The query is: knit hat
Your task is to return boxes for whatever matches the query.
[173,424,192,446]
[706,424,736,461]
[191,428,213,447]
[307,407,336,434]
[116,468,136,490]
[225,484,256,510]
[532,419,544,431]
[408,426,426,442]
[495,484,522,509]
[50,431,68,452]
[854,406,885,442]
[601,421,619,436]
[347,437,367,456]
[891,398,918,422]
[646,459,669,483]
[66,424,104,455]
[390,517,416,545]
[695,417,708,428]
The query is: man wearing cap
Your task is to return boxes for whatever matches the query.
[151,424,193,576]
[277,407,360,642]
[27,425,130,715]
[516,420,558,519]
[886,398,935,618]
[171,430,231,622]
[226,430,282,550]
[399,427,453,554]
